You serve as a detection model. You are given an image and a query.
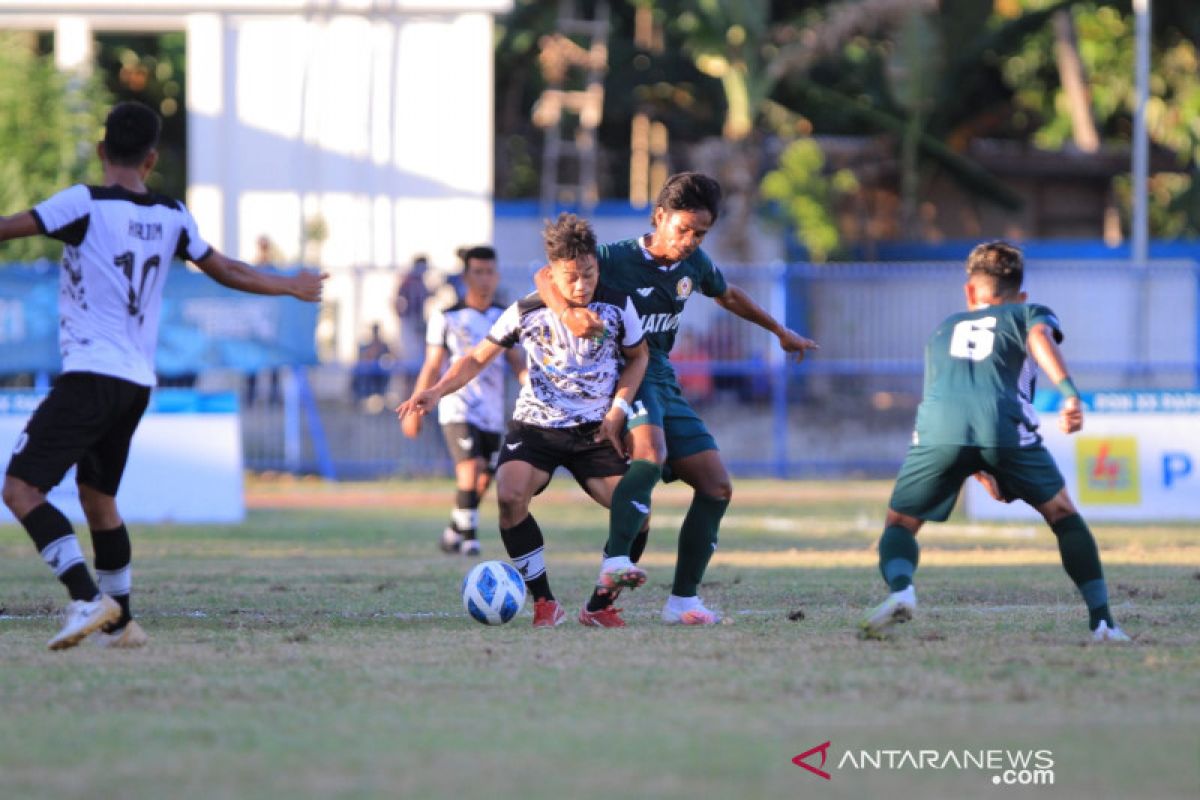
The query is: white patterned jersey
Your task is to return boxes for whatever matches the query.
[426,302,507,433]
[31,184,213,387]
[487,286,644,428]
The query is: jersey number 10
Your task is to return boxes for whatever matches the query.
[113,251,161,322]
[948,316,997,361]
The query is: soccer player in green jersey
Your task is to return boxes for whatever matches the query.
[860,241,1129,643]
[536,172,818,625]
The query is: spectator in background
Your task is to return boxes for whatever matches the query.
[353,322,393,404]
[395,255,431,365]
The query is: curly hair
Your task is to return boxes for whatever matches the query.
[966,241,1024,294]
[542,213,597,262]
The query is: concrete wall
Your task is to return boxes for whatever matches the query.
[0,0,511,362]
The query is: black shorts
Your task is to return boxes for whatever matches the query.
[441,421,502,471]
[496,421,629,486]
[6,372,151,496]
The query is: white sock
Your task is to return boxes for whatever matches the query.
[892,585,917,607]
[601,555,633,572]
[665,593,701,612]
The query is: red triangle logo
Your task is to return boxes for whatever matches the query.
[792,741,832,780]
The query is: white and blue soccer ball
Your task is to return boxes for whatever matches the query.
[461,560,526,625]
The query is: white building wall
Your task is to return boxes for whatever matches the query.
[0,1,510,362]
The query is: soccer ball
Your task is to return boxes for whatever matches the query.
[461,560,526,625]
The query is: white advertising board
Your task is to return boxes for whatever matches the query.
[0,390,244,524]
[967,391,1200,521]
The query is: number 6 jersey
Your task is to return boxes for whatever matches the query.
[913,302,1063,448]
[32,184,213,387]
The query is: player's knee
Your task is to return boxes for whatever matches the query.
[705,477,733,503]
[78,488,119,528]
[1037,490,1077,524]
[496,488,529,527]
[885,509,922,533]
[2,476,42,518]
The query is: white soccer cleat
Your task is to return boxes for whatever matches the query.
[597,555,647,591]
[860,586,917,639]
[93,619,149,649]
[47,595,121,651]
[439,526,463,554]
[458,539,481,557]
[1091,620,1131,643]
[661,595,720,625]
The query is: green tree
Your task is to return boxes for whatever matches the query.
[1006,1,1200,236]
[0,32,109,263]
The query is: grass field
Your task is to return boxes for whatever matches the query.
[1,478,1197,800]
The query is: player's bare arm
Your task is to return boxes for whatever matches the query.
[0,211,40,243]
[714,283,819,361]
[505,346,528,386]
[401,344,449,437]
[595,340,649,456]
[396,339,503,420]
[1027,322,1084,434]
[533,265,605,338]
[194,250,327,302]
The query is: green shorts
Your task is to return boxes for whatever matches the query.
[628,380,718,468]
[889,444,1066,522]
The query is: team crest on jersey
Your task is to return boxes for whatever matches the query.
[675,276,694,300]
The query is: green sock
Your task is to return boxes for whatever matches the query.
[878,524,919,592]
[605,459,661,557]
[1050,513,1112,630]
[672,492,729,597]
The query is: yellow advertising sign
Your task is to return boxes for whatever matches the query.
[1077,436,1140,505]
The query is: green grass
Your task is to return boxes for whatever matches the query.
[1,478,1197,800]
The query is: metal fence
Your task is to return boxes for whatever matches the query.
[229,259,1199,479]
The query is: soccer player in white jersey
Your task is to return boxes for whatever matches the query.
[0,101,326,651]
[398,214,650,627]
[401,246,526,556]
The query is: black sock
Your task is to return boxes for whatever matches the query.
[452,489,480,541]
[92,523,133,629]
[22,503,98,601]
[500,514,553,601]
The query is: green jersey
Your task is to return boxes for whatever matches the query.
[913,302,1063,447]
[597,237,728,383]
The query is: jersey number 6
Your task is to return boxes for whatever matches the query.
[948,316,997,362]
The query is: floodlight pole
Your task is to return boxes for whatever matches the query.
[1131,0,1151,385]
[1132,0,1150,269]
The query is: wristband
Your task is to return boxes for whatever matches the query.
[1056,377,1080,400]
[612,397,634,418]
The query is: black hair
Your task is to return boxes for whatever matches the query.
[542,213,596,262]
[651,172,722,226]
[102,101,162,167]
[457,245,497,273]
[966,241,1024,295]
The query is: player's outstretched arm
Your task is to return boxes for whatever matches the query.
[0,211,40,243]
[533,265,605,338]
[194,251,327,302]
[595,340,649,456]
[1027,322,1083,434]
[714,283,819,362]
[396,339,503,421]
[401,344,448,438]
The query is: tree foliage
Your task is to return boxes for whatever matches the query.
[0,33,109,263]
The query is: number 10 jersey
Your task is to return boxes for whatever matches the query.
[32,184,214,387]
